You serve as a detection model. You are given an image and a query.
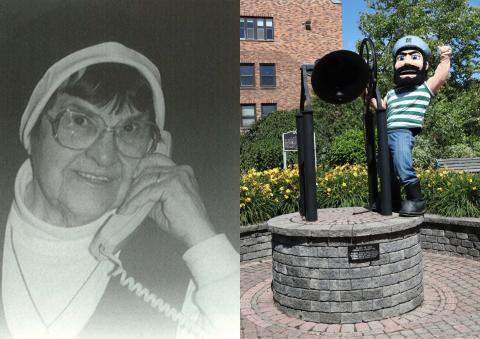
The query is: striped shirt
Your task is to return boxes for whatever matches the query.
[386,82,433,130]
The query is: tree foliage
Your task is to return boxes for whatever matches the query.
[359,0,480,91]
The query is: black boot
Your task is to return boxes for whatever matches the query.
[391,178,402,213]
[399,181,426,217]
[369,179,402,213]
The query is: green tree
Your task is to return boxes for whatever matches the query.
[359,0,480,92]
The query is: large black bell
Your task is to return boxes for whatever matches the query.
[311,50,369,104]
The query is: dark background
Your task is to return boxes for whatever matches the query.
[0,0,240,247]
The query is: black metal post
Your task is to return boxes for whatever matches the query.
[298,64,317,221]
[364,108,378,210]
[296,111,305,217]
[375,89,392,215]
[359,37,392,215]
[302,110,317,221]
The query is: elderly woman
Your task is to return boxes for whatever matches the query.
[0,42,238,339]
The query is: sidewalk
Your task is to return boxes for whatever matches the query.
[241,252,480,338]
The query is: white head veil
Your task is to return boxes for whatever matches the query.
[19,41,171,156]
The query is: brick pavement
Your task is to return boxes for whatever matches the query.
[241,252,480,338]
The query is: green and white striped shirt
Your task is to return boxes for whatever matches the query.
[386,82,433,130]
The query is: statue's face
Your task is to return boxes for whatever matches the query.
[393,49,428,87]
[394,49,426,78]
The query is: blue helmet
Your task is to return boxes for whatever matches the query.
[392,35,431,60]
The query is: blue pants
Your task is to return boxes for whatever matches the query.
[387,129,419,186]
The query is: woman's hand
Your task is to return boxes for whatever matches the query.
[117,153,216,249]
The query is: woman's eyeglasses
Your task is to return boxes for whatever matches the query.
[45,108,161,158]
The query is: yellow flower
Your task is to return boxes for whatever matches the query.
[284,195,289,199]
[473,187,477,191]
[240,203,245,208]
[286,189,292,194]
[469,178,473,183]
[327,188,332,192]
[342,182,347,187]
[437,188,443,192]
[279,186,285,191]
[246,197,252,202]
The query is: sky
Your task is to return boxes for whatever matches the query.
[342,0,480,52]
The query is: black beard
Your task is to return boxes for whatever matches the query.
[393,65,428,88]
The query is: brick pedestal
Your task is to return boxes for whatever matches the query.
[268,207,424,323]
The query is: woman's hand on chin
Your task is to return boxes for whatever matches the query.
[117,153,216,248]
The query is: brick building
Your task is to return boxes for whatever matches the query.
[240,0,342,128]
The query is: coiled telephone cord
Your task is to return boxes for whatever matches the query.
[106,254,208,338]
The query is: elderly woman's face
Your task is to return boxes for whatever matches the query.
[29,93,147,226]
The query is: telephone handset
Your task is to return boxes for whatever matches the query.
[89,201,155,261]
[88,202,207,338]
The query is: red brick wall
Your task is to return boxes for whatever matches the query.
[240,0,342,125]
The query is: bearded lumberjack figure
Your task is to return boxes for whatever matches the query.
[380,35,452,216]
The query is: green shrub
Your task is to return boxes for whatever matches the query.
[412,135,437,168]
[420,168,480,217]
[240,97,365,171]
[240,165,480,225]
[326,129,366,166]
[444,143,477,158]
[240,110,296,171]
[316,164,369,208]
[240,167,299,225]
[472,140,480,156]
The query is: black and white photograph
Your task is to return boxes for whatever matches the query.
[0,1,240,338]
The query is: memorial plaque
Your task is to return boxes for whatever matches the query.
[283,131,297,151]
[348,243,379,262]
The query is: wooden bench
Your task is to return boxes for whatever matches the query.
[436,157,480,172]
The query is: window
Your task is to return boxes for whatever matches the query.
[261,103,277,117]
[241,104,256,128]
[240,17,273,40]
[260,64,276,87]
[246,18,254,39]
[240,64,255,87]
[240,18,245,39]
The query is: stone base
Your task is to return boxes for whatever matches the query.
[268,207,424,323]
